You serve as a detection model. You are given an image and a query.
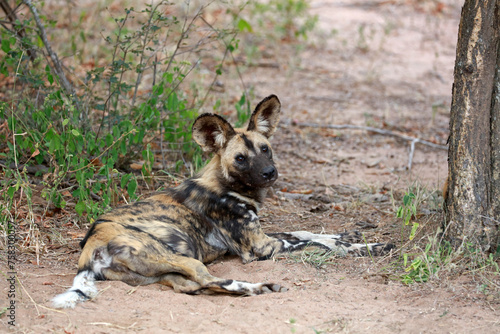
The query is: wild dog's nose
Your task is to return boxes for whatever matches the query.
[261,166,276,180]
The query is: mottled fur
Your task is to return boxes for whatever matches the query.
[52,95,394,309]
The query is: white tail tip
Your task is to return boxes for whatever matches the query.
[52,271,98,309]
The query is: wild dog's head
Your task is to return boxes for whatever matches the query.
[192,95,281,191]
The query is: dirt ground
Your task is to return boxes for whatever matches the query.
[2,0,499,333]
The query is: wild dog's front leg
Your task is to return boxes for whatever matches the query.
[266,231,395,257]
[300,231,395,256]
[267,231,362,243]
[239,233,283,263]
[239,229,332,262]
[312,238,395,256]
[230,214,393,261]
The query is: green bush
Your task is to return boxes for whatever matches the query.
[0,1,240,222]
[0,0,320,227]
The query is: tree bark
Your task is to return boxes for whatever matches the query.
[446,0,500,251]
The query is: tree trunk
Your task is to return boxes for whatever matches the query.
[445,0,500,251]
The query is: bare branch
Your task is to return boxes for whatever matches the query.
[22,0,74,96]
[295,121,448,171]
[296,122,448,150]
[131,0,165,107]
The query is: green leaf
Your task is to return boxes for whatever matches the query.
[396,206,403,218]
[75,201,86,216]
[62,119,69,126]
[71,129,80,136]
[45,65,54,85]
[112,125,120,138]
[7,116,16,131]
[127,178,137,197]
[80,30,86,43]
[95,103,105,111]
[167,92,179,111]
[121,173,131,189]
[110,148,118,165]
[215,65,222,76]
[213,99,221,111]
[48,132,61,153]
[92,182,101,193]
[1,38,11,53]
[165,72,174,84]
[237,18,253,32]
[409,222,419,240]
[7,186,17,199]
[106,133,113,146]
[403,192,415,206]
[120,138,127,155]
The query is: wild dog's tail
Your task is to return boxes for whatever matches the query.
[53,221,112,308]
[52,270,98,309]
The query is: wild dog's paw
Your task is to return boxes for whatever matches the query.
[260,283,288,294]
[338,231,362,243]
[208,279,287,295]
[353,243,395,257]
[370,242,396,256]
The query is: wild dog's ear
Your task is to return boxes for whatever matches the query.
[247,95,281,138]
[192,113,236,152]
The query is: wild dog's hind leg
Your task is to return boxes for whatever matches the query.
[103,268,205,294]
[107,236,286,295]
[113,252,285,295]
[156,273,204,294]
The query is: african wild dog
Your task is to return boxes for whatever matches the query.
[52,95,394,308]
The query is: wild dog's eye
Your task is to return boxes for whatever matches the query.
[261,145,269,153]
[235,155,246,163]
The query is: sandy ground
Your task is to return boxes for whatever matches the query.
[2,0,499,333]
[10,258,498,333]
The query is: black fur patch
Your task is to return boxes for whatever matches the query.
[73,289,89,299]
[79,220,106,248]
[240,134,255,151]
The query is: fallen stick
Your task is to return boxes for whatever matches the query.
[276,190,313,201]
[295,121,448,170]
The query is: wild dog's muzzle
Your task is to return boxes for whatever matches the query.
[261,166,276,181]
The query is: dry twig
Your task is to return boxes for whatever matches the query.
[295,121,448,170]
